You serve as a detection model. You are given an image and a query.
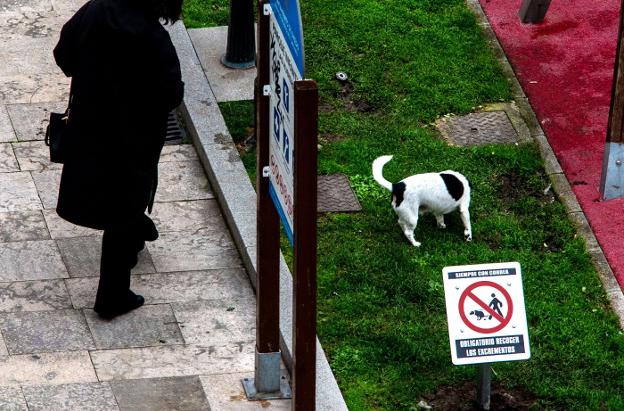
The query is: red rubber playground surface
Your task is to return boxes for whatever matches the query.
[478,0,624,287]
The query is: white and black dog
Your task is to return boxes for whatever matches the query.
[372,155,472,247]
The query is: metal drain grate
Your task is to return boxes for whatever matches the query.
[165,111,186,145]
[317,173,362,213]
[436,111,519,146]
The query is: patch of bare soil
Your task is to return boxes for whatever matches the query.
[422,381,537,411]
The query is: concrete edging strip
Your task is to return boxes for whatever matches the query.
[166,21,348,409]
[466,0,624,328]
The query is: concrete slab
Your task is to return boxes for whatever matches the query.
[0,279,71,312]
[0,0,52,12]
[5,102,65,141]
[0,351,97,386]
[0,105,17,142]
[0,143,19,172]
[66,269,254,309]
[22,382,119,411]
[159,143,199,162]
[0,239,67,281]
[0,210,50,242]
[84,304,184,350]
[56,236,155,277]
[0,9,61,41]
[0,386,28,410]
[154,160,213,203]
[172,296,256,346]
[110,376,210,411]
[30,169,61,209]
[187,26,255,103]
[0,309,94,354]
[0,171,42,212]
[42,209,99,239]
[0,74,68,105]
[0,36,58,76]
[147,229,241,273]
[91,343,255,381]
[200,372,292,410]
[12,140,61,171]
[150,199,227,233]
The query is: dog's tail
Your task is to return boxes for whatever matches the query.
[372,155,394,191]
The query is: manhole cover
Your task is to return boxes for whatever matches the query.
[317,173,361,213]
[165,111,186,145]
[437,111,518,146]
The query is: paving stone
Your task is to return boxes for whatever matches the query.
[147,229,241,272]
[91,342,255,381]
[22,382,119,411]
[150,199,227,233]
[12,140,61,171]
[0,36,57,76]
[155,160,213,203]
[66,269,255,309]
[0,386,28,410]
[0,105,17,142]
[0,309,94,354]
[159,144,199,162]
[0,210,49,242]
[0,143,19,171]
[188,27,255,102]
[0,74,69,105]
[0,240,67,281]
[317,173,362,213]
[200,373,292,410]
[56,236,156,277]
[85,304,184,350]
[42,209,99,239]
[172,297,255,346]
[6,102,66,141]
[0,0,52,12]
[110,376,209,411]
[0,351,97,386]
[30,169,61,209]
[0,9,62,41]
[0,171,42,212]
[0,279,71,312]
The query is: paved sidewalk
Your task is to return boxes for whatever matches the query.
[0,0,293,409]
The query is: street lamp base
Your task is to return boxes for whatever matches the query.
[221,55,256,70]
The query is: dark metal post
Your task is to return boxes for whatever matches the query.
[292,79,319,410]
[477,364,492,410]
[519,0,552,24]
[222,0,256,69]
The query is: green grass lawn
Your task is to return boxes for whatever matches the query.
[185,0,624,409]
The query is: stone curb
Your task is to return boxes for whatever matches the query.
[466,0,624,328]
[166,21,348,410]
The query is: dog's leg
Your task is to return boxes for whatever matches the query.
[398,214,420,247]
[459,205,472,241]
[435,213,446,229]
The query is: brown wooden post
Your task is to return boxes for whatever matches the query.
[292,80,318,410]
[601,0,624,199]
[519,0,552,24]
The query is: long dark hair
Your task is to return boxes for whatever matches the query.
[149,0,183,24]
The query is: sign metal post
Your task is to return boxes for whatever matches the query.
[244,0,318,407]
[443,262,530,410]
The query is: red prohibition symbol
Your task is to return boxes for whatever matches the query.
[458,281,513,334]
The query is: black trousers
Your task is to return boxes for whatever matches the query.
[94,214,157,309]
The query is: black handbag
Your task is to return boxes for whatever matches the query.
[45,88,73,164]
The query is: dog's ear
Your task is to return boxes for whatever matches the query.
[440,173,464,201]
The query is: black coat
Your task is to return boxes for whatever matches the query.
[53,0,184,230]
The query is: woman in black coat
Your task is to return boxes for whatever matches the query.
[53,0,184,319]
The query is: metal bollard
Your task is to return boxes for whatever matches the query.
[222,0,256,69]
